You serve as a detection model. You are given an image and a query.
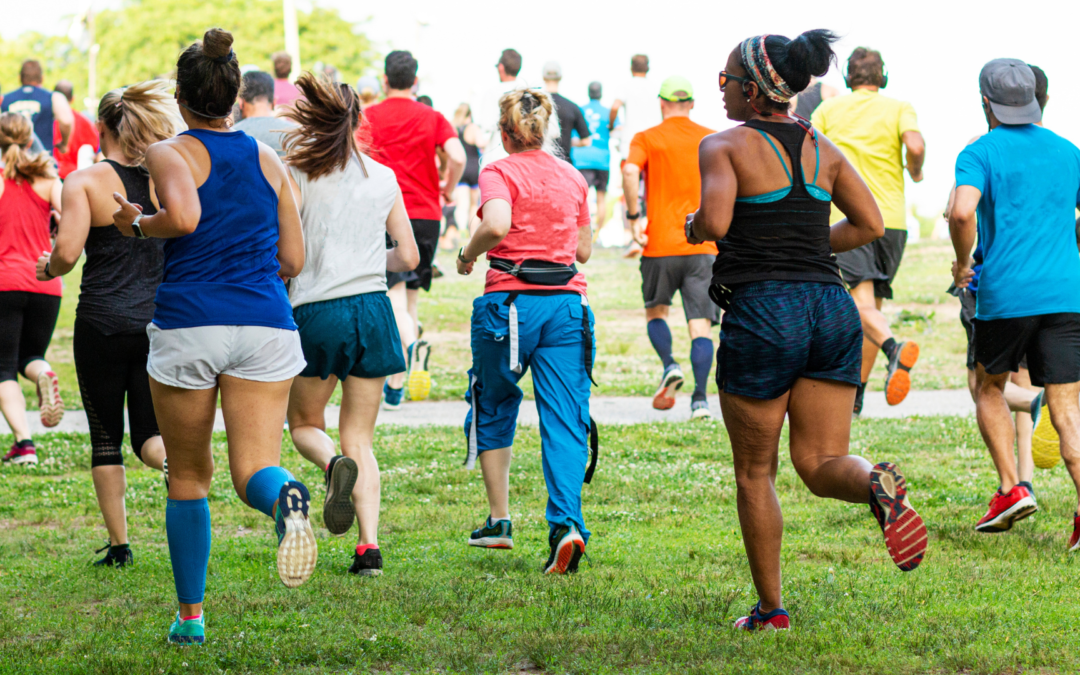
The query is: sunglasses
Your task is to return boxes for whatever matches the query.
[718,71,750,92]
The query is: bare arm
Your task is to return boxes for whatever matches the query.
[902,130,925,183]
[687,136,736,243]
[456,198,511,275]
[113,142,201,238]
[828,152,885,252]
[949,185,981,288]
[576,221,592,263]
[262,145,305,279]
[441,137,467,201]
[39,175,91,279]
[386,194,419,273]
[621,161,646,245]
[609,100,623,129]
[52,92,74,152]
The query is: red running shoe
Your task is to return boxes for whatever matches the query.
[1068,513,1080,552]
[869,462,928,571]
[734,602,790,631]
[975,484,1037,533]
[2,440,37,465]
[37,370,63,428]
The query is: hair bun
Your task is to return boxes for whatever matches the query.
[202,28,234,60]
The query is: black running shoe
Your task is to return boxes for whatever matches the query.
[349,548,383,576]
[93,542,133,568]
[323,455,358,536]
[543,525,585,575]
[853,382,866,417]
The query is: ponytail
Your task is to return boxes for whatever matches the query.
[175,28,241,123]
[0,113,54,182]
[98,81,182,165]
[282,72,366,180]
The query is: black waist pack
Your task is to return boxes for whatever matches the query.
[489,257,578,286]
[708,283,733,312]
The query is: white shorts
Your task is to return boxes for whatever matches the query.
[147,324,307,390]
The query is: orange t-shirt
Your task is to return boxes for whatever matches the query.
[627,116,717,257]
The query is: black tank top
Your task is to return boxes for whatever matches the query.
[459,126,480,173]
[794,81,824,119]
[711,119,841,289]
[77,160,166,335]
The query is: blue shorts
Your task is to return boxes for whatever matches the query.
[716,281,862,400]
[293,292,406,381]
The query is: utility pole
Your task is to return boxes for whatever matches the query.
[283,0,301,80]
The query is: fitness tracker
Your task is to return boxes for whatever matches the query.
[43,261,55,279]
[131,214,148,239]
[458,246,475,264]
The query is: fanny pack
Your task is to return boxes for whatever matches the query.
[708,283,733,312]
[489,257,578,286]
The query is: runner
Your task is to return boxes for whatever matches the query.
[689,30,927,630]
[363,50,466,409]
[271,52,301,108]
[51,81,100,179]
[2,59,75,154]
[110,29,315,645]
[948,59,1080,543]
[622,75,718,419]
[443,103,484,249]
[572,82,615,233]
[234,70,295,157]
[541,61,591,161]
[474,49,528,168]
[791,76,839,119]
[457,87,595,575]
[811,47,926,413]
[0,112,64,466]
[610,54,661,256]
[356,76,381,111]
[36,81,177,567]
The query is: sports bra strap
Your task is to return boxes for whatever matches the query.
[754,129,792,186]
[812,141,820,186]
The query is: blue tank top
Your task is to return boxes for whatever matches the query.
[152,128,296,330]
[2,86,54,153]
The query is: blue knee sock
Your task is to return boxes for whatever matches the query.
[245,466,295,519]
[166,498,211,605]
[647,319,675,368]
[690,337,714,400]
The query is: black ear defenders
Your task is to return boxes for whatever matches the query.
[842,58,888,89]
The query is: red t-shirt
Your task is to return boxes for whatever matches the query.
[0,179,62,295]
[478,150,590,295]
[53,112,100,179]
[274,79,302,108]
[362,98,455,221]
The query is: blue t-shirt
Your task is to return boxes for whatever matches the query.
[2,86,55,153]
[571,100,616,171]
[955,124,1080,320]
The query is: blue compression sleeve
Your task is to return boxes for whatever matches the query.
[647,319,675,368]
[244,466,295,519]
[166,498,211,605]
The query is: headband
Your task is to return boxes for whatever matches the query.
[739,35,796,103]
[178,101,232,120]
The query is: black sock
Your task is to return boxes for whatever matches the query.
[881,338,899,360]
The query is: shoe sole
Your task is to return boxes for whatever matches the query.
[885,343,919,406]
[323,457,358,536]
[870,463,927,571]
[353,568,383,577]
[4,454,38,465]
[277,483,318,588]
[38,371,63,428]
[544,535,585,574]
[168,634,205,645]
[1070,536,1080,553]
[652,372,684,411]
[691,408,712,421]
[468,536,513,549]
[975,496,1038,533]
[381,400,402,411]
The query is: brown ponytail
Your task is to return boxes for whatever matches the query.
[282,72,366,181]
[0,113,54,182]
[98,80,182,165]
[498,88,556,153]
[175,28,241,124]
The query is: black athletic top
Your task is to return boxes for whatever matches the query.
[458,125,481,187]
[711,118,841,288]
[551,92,590,161]
[77,160,166,335]
[794,81,824,119]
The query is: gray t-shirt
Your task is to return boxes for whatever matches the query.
[233,116,296,157]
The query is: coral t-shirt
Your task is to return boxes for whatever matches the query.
[0,179,62,295]
[53,112,100,179]
[362,97,456,221]
[478,150,590,295]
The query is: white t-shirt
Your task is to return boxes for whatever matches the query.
[615,76,662,159]
[287,153,399,307]
[474,78,529,168]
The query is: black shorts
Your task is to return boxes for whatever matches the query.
[387,218,440,292]
[579,169,609,191]
[838,228,908,299]
[958,289,1026,371]
[640,254,720,323]
[0,291,61,382]
[974,312,1080,386]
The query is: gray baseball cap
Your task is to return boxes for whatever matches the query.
[979,58,1041,125]
[542,61,562,81]
[588,81,602,100]
[356,75,381,95]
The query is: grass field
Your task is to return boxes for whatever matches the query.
[3,416,1080,673]
[26,239,967,413]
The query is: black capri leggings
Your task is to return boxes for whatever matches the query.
[73,318,160,467]
[0,291,61,382]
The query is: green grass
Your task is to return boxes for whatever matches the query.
[3,418,1080,673]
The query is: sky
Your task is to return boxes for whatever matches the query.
[6,0,1078,214]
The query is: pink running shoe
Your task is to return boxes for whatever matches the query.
[37,370,63,428]
[2,440,37,465]
[734,602,790,631]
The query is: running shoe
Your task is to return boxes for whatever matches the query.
[348,547,383,576]
[690,398,712,421]
[407,341,432,402]
[468,517,514,549]
[167,613,205,646]
[652,363,684,411]
[734,601,790,631]
[92,542,133,568]
[36,370,63,427]
[884,342,919,406]
[853,382,866,417]
[2,440,37,465]
[1018,480,1036,498]
[543,524,585,575]
[974,484,1037,533]
[323,455,358,536]
[1069,513,1080,552]
[382,382,404,411]
[869,462,928,571]
[274,481,318,588]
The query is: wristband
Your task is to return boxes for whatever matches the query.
[457,246,475,264]
[626,212,641,221]
[44,261,55,279]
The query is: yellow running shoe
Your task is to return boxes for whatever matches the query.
[407,341,432,402]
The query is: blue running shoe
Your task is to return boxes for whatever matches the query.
[734,602,790,631]
[168,613,205,645]
[468,517,513,549]
[382,382,404,411]
[652,363,684,411]
[274,481,318,588]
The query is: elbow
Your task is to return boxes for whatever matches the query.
[402,246,421,271]
[279,251,305,279]
[621,166,637,181]
[489,222,511,240]
[576,247,592,264]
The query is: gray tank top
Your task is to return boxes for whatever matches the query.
[794,82,824,119]
[76,160,165,335]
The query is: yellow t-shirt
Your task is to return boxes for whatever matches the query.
[811,89,919,230]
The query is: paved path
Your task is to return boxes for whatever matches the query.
[0,389,974,436]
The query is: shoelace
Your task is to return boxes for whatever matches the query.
[94,541,112,556]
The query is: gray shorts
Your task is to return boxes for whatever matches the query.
[640,254,720,323]
[147,324,306,390]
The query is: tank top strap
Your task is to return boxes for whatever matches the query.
[752,128,793,186]
[744,119,810,188]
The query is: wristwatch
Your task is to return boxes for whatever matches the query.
[43,261,55,279]
[626,211,641,221]
[131,214,148,240]
[457,246,475,264]
[684,214,696,242]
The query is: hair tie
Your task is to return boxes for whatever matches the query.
[213,49,235,65]
[521,91,536,115]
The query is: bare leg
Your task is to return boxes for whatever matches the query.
[479,447,513,521]
[339,376,385,546]
[406,289,420,336]
[387,282,414,390]
[0,380,31,442]
[975,366,1018,492]
[217,375,293,505]
[787,378,872,503]
[139,436,166,472]
[1011,368,1036,484]
[91,465,128,545]
[596,189,607,230]
[1045,382,1080,512]
[720,390,787,613]
[850,282,891,383]
[22,358,51,383]
[287,375,339,471]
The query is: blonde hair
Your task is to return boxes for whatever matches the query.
[0,113,54,182]
[98,80,183,165]
[452,103,472,128]
[497,89,558,153]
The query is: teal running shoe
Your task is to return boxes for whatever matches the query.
[274,481,318,588]
[167,613,204,645]
[468,517,513,549]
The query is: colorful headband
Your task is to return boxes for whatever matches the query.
[740,35,796,103]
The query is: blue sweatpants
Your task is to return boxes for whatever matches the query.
[464,292,594,543]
